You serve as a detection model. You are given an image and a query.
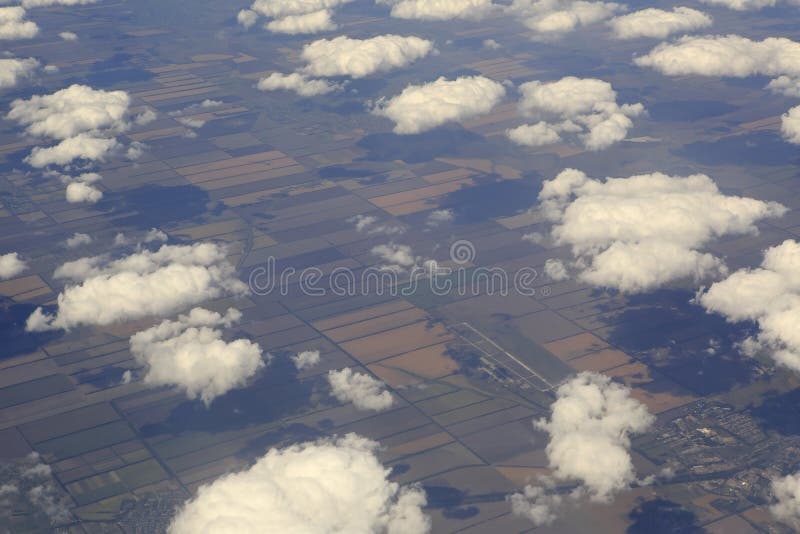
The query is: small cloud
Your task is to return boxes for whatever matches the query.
[544,258,568,281]
[292,349,321,370]
[130,307,265,406]
[0,252,27,280]
[328,368,394,411]
[426,209,454,227]
[374,76,505,134]
[65,232,92,248]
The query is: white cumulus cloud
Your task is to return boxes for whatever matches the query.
[0,7,38,40]
[782,105,800,144]
[8,84,130,139]
[301,35,433,78]
[257,72,340,97]
[537,169,786,293]
[168,434,430,534]
[293,349,321,370]
[237,8,258,27]
[0,252,27,280]
[507,121,562,147]
[536,372,654,502]
[426,209,454,227]
[509,483,563,527]
[243,0,353,34]
[0,58,38,89]
[507,77,644,150]
[635,35,800,78]
[700,0,778,10]
[608,7,712,40]
[371,242,416,271]
[544,258,568,281]
[266,9,336,34]
[697,240,800,374]
[130,307,265,406]
[26,242,247,331]
[374,75,505,134]
[328,368,394,411]
[771,472,800,529]
[65,233,92,248]
[21,0,100,6]
[768,76,800,98]
[26,134,119,168]
[249,0,352,18]
[378,0,495,20]
[7,84,140,168]
[65,181,102,204]
[510,0,623,37]
[352,214,405,236]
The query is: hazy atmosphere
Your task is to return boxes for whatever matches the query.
[1,0,800,532]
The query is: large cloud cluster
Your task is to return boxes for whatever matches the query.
[535,372,655,502]
[377,0,495,20]
[635,35,800,78]
[7,84,136,168]
[169,434,430,533]
[537,372,654,500]
[374,76,505,134]
[771,472,800,528]
[300,35,433,78]
[510,0,623,38]
[608,7,712,40]
[26,243,247,331]
[258,34,432,97]
[0,7,38,40]
[636,35,800,145]
[536,169,786,293]
[0,58,38,89]
[239,0,352,34]
[8,84,130,140]
[130,307,265,406]
[697,240,800,373]
[0,252,27,280]
[507,77,644,150]
[511,372,653,525]
[328,368,394,411]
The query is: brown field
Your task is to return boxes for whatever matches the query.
[368,342,458,382]
[706,514,759,533]
[604,363,698,414]
[365,365,420,388]
[339,321,453,363]
[324,308,428,343]
[544,332,610,361]
[370,179,474,212]
[312,300,413,332]
[421,168,475,184]
[569,348,633,372]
